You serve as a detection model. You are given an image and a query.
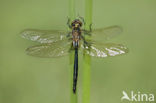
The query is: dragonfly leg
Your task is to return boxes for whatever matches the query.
[81,35,85,41]
[67,18,72,29]
[85,41,92,47]
[68,37,72,42]
[81,35,91,46]
[82,23,92,36]
[68,45,75,53]
[66,32,72,37]
[78,16,85,25]
[89,23,92,32]
[82,29,92,36]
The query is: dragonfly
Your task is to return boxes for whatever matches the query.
[21,18,128,94]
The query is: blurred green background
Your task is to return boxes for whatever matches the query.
[0,0,156,103]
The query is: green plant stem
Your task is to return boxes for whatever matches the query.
[84,0,92,30]
[69,0,76,21]
[69,0,77,103]
[83,0,92,103]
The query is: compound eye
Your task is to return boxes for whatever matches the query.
[72,23,75,27]
[79,22,82,26]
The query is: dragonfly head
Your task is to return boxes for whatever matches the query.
[71,19,82,28]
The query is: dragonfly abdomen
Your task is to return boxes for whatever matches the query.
[73,41,79,48]
[73,47,78,93]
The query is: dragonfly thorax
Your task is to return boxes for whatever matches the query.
[72,30,80,48]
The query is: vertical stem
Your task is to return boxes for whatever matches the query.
[84,0,92,30]
[82,53,91,103]
[69,0,76,21]
[83,0,92,103]
[68,0,77,103]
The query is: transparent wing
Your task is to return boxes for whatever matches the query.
[21,29,69,43]
[26,39,72,58]
[81,42,128,58]
[90,25,122,42]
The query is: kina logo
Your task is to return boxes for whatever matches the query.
[121,91,154,102]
